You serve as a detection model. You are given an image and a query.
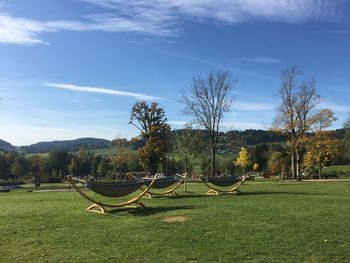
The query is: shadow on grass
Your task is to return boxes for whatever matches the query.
[121,205,197,216]
[148,193,210,199]
[240,191,321,196]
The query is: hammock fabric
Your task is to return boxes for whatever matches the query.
[142,175,180,189]
[141,174,185,197]
[87,179,145,198]
[201,175,241,187]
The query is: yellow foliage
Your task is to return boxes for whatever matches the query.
[234,147,251,173]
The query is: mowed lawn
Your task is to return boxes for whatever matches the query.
[1,181,350,262]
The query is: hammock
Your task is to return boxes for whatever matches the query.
[67,175,157,214]
[199,174,246,195]
[141,174,185,197]
[87,179,145,198]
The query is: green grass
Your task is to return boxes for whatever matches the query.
[1,181,350,262]
[89,147,121,156]
[323,165,350,173]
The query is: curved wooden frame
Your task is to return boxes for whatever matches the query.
[67,175,157,214]
[201,176,246,195]
[142,174,185,198]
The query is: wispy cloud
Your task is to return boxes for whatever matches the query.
[319,101,350,113]
[44,83,160,100]
[222,121,268,130]
[0,0,343,45]
[234,101,275,111]
[245,56,280,64]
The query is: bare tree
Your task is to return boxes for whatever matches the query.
[180,71,236,177]
[273,66,322,180]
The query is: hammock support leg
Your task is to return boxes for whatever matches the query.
[206,189,219,195]
[87,204,106,214]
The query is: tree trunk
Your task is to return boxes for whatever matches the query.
[291,151,295,180]
[211,142,216,177]
[184,158,187,192]
[296,150,301,181]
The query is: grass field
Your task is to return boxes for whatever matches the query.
[1,181,350,262]
[323,165,350,173]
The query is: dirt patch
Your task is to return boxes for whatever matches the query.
[160,215,189,223]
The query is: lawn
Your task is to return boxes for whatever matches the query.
[1,181,350,262]
[323,165,350,173]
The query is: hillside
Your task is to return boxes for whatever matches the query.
[0,139,16,151]
[21,138,112,153]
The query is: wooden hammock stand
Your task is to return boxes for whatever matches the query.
[67,175,157,214]
[200,175,246,195]
[142,174,186,198]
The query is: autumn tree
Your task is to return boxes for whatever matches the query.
[304,109,338,179]
[273,66,324,181]
[253,163,261,176]
[111,137,130,173]
[180,71,236,176]
[234,147,251,174]
[30,155,47,182]
[268,151,288,179]
[129,101,171,174]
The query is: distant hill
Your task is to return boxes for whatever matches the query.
[0,139,16,151]
[21,138,112,153]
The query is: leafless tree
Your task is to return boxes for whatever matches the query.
[273,66,323,180]
[180,71,236,177]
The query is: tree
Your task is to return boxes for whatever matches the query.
[30,155,47,181]
[111,137,130,173]
[234,147,251,174]
[180,71,236,176]
[0,154,8,179]
[47,150,69,178]
[344,114,350,160]
[253,163,261,176]
[304,109,338,179]
[175,124,201,176]
[304,131,339,179]
[10,158,23,182]
[129,101,171,174]
[91,155,102,177]
[97,158,109,178]
[69,156,79,177]
[273,66,323,181]
[268,151,287,179]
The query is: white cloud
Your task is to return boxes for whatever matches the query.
[245,56,280,64]
[233,101,275,111]
[0,0,343,45]
[319,101,350,113]
[222,121,268,130]
[168,120,188,126]
[44,83,160,100]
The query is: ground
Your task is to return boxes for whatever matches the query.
[1,181,350,262]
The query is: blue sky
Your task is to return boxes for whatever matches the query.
[0,0,349,145]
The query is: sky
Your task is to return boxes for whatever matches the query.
[0,0,350,146]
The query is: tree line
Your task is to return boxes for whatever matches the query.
[1,68,350,184]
